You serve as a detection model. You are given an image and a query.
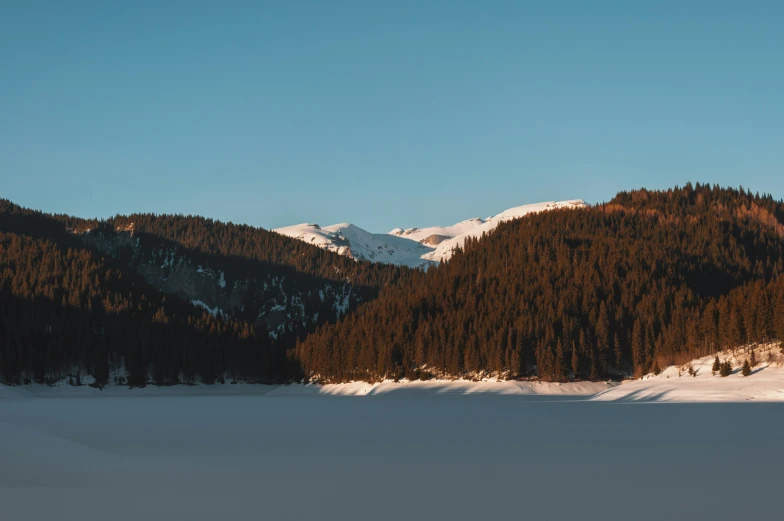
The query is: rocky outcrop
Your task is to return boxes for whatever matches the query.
[420,234,450,246]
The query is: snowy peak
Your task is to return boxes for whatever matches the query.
[272,223,353,257]
[273,222,435,268]
[274,199,586,267]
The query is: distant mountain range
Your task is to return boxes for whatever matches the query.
[274,199,587,267]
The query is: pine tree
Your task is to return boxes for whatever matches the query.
[554,338,565,382]
[570,342,579,379]
[742,359,751,376]
[712,356,721,375]
[750,349,757,367]
[631,321,645,374]
[719,360,732,377]
[589,350,600,381]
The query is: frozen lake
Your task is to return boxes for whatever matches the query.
[2,394,782,521]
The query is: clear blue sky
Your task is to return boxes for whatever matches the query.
[2,1,783,232]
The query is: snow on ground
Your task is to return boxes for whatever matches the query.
[267,379,614,396]
[2,386,784,521]
[0,421,137,488]
[593,344,784,402]
[273,199,586,267]
[0,382,280,399]
[0,379,613,399]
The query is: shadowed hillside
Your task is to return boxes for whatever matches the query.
[296,184,784,383]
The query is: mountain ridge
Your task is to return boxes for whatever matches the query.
[4,184,784,387]
[274,199,587,267]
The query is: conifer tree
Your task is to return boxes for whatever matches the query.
[589,350,600,381]
[570,342,579,379]
[554,339,565,382]
[631,321,645,374]
[742,359,751,377]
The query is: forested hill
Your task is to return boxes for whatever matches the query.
[0,199,405,386]
[296,184,784,383]
[3,185,784,387]
[0,199,403,287]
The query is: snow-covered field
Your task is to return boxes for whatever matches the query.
[0,378,615,399]
[2,349,783,520]
[269,378,614,396]
[2,391,783,521]
[593,346,784,402]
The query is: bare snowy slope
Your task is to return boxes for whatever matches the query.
[272,222,436,268]
[274,199,586,267]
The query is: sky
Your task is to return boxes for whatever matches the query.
[1,1,783,232]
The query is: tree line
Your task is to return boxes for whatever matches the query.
[2,184,784,386]
[296,184,784,382]
[0,199,405,386]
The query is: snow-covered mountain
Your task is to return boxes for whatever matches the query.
[274,199,586,268]
[272,222,436,268]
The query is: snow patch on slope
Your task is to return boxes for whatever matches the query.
[191,299,226,319]
[388,217,486,244]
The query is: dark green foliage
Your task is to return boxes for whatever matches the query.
[4,183,784,385]
[720,361,733,377]
[297,184,784,382]
[0,231,276,385]
[742,359,752,376]
[0,198,403,291]
[0,199,403,385]
[712,356,721,375]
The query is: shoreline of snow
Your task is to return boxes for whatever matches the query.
[269,379,616,396]
[3,347,782,401]
[0,379,616,399]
